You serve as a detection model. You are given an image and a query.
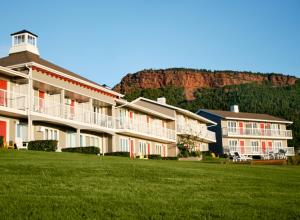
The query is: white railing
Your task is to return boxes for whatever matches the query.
[177,123,216,142]
[227,146,295,156]
[0,89,27,111]
[223,127,293,138]
[116,118,176,141]
[32,96,113,129]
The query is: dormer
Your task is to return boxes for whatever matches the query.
[9,30,39,55]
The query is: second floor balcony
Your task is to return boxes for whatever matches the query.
[0,89,27,112]
[222,127,293,139]
[177,123,216,143]
[116,118,176,142]
[32,96,113,130]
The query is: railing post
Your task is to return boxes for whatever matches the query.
[60,89,65,119]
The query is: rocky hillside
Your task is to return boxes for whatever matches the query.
[114,68,297,100]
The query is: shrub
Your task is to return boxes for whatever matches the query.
[62,146,100,155]
[287,155,300,165]
[148,154,162,160]
[162,156,178,160]
[0,136,4,148]
[28,140,58,151]
[104,152,130,157]
[190,150,201,157]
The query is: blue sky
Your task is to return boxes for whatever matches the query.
[0,0,299,87]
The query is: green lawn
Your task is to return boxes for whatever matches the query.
[0,150,300,220]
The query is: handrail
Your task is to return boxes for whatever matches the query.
[222,127,293,138]
[116,118,176,140]
[0,88,27,110]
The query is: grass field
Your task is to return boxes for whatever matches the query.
[0,150,300,220]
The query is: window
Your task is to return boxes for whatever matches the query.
[200,143,208,151]
[14,35,25,45]
[227,121,237,133]
[229,139,238,152]
[66,132,76,148]
[28,35,36,46]
[251,140,259,153]
[154,143,162,155]
[274,141,282,152]
[44,128,59,140]
[139,141,147,155]
[119,137,129,152]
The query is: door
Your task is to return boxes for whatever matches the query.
[268,141,273,152]
[0,120,7,143]
[239,122,244,135]
[0,80,7,106]
[70,100,75,118]
[240,140,245,154]
[39,90,45,112]
[130,139,134,158]
[260,123,265,136]
[261,141,266,154]
[147,143,151,155]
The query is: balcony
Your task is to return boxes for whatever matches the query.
[227,145,295,157]
[222,127,293,139]
[0,89,27,112]
[177,123,216,143]
[32,97,113,130]
[116,118,176,142]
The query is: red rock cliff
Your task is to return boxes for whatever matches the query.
[114,68,297,100]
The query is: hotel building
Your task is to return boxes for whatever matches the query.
[0,30,216,157]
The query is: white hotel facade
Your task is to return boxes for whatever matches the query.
[0,30,216,157]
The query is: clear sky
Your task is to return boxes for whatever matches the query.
[0,0,299,87]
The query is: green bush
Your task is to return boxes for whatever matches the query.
[28,140,58,151]
[162,156,178,160]
[287,155,300,165]
[104,152,130,157]
[62,146,100,155]
[0,136,4,148]
[148,154,162,160]
[190,150,201,157]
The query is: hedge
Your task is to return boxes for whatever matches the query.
[0,136,4,148]
[28,140,58,151]
[62,146,100,155]
[162,156,178,160]
[148,154,162,160]
[104,152,130,157]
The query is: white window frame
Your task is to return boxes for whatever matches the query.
[250,140,260,153]
[228,139,238,152]
[119,136,129,152]
[227,121,237,133]
[44,128,59,140]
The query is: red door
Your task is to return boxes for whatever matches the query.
[130,140,134,158]
[147,143,151,155]
[268,141,273,152]
[39,91,45,112]
[240,140,245,154]
[0,120,7,142]
[262,141,266,154]
[0,80,7,106]
[260,123,265,136]
[239,122,244,135]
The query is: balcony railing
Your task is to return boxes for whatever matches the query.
[32,97,113,129]
[177,123,216,142]
[116,118,176,141]
[222,127,293,138]
[227,145,295,156]
[0,89,27,111]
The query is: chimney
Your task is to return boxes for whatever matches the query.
[157,97,166,105]
[230,105,239,113]
[9,30,39,55]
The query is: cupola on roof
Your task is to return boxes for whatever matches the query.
[9,29,39,55]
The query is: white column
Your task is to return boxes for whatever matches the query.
[89,98,93,124]
[60,89,65,118]
[27,67,33,141]
[76,128,80,147]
